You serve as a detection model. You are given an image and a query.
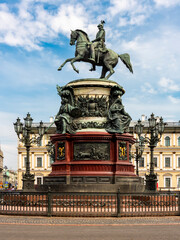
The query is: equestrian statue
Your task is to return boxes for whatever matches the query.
[58,20,133,79]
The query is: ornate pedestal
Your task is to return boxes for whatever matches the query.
[22,173,35,190]
[43,78,144,192]
[44,132,144,192]
[145,173,158,191]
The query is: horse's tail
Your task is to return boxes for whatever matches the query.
[118,53,133,73]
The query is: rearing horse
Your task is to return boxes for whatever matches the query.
[58,30,133,79]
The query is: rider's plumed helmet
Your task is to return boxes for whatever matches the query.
[97,20,105,29]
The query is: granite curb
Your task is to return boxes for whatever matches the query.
[0,215,180,225]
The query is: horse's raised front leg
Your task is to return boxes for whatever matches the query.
[70,55,83,74]
[58,58,74,71]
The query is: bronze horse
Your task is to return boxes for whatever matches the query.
[58,30,133,79]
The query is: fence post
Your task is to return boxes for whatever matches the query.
[47,187,52,217]
[117,188,121,217]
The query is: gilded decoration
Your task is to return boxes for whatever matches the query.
[57,142,65,160]
[119,142,127,161]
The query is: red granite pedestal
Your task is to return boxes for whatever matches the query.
[44,132,144,192]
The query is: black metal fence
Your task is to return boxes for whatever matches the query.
[0,191,179,217]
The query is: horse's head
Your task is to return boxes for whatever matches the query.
[70,30,78,45]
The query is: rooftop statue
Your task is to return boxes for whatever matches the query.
[58,21,133,79]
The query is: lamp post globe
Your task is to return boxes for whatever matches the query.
[148,113,156,128]
[14,117,23,135]
[24,112,33,129]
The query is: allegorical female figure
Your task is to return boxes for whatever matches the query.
[55,86,81,134]
[106,86,132,134]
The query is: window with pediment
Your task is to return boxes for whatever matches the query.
[165,177,171,188]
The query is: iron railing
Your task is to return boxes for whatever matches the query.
[0,191,179,217]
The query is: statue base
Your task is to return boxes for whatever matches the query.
[43,132,144,193]
[22,173,35,190]
[145,173,158,192]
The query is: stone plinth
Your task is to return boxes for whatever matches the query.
[43,132,144,192]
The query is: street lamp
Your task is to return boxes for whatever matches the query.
[14,113,46,190]
[135,138,145,176]
[134,113,166,191]
[46,141,55,165]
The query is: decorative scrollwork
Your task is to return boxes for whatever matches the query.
[76,95,108,117]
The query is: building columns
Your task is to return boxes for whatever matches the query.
[160,152,163,170]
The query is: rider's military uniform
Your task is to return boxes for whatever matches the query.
[90,20,108,63]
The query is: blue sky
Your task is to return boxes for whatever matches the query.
[0,0,180,169]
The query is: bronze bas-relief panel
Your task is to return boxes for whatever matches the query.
[74,142,110,160]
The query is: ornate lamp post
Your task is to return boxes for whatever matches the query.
[135,138,145,176]
[14,113,46,190]
[46,141,55,165]
[134,113,166,191]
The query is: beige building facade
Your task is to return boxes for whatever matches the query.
[131,121,180,191]
[17,133,52,189]
[17,119,180,191]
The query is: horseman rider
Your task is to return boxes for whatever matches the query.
[89,20,108,66]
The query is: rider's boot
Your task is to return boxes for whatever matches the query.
[89,64,96,71]
[89,48,96,71]
[88,48,96,63]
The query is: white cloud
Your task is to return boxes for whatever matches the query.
[154,0,180,8]
[0,0,155,50]
[108,0,147,16]
[168,95,180,104]
[141,82,157,94]
[158,77,180,92]
[121,26,180,78]
[0,1,93,50]
[108,0,151,27]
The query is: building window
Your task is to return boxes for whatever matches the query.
[139,157,144,167]
[37,177,42,185]
[178,137,180,146]
[177,178,180,188]
[36,157,42,167]
[178,157,180,168]
[165,177,171,188]
[165,157,171,168]
[154,157,158,167]
[165,136,170,146]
